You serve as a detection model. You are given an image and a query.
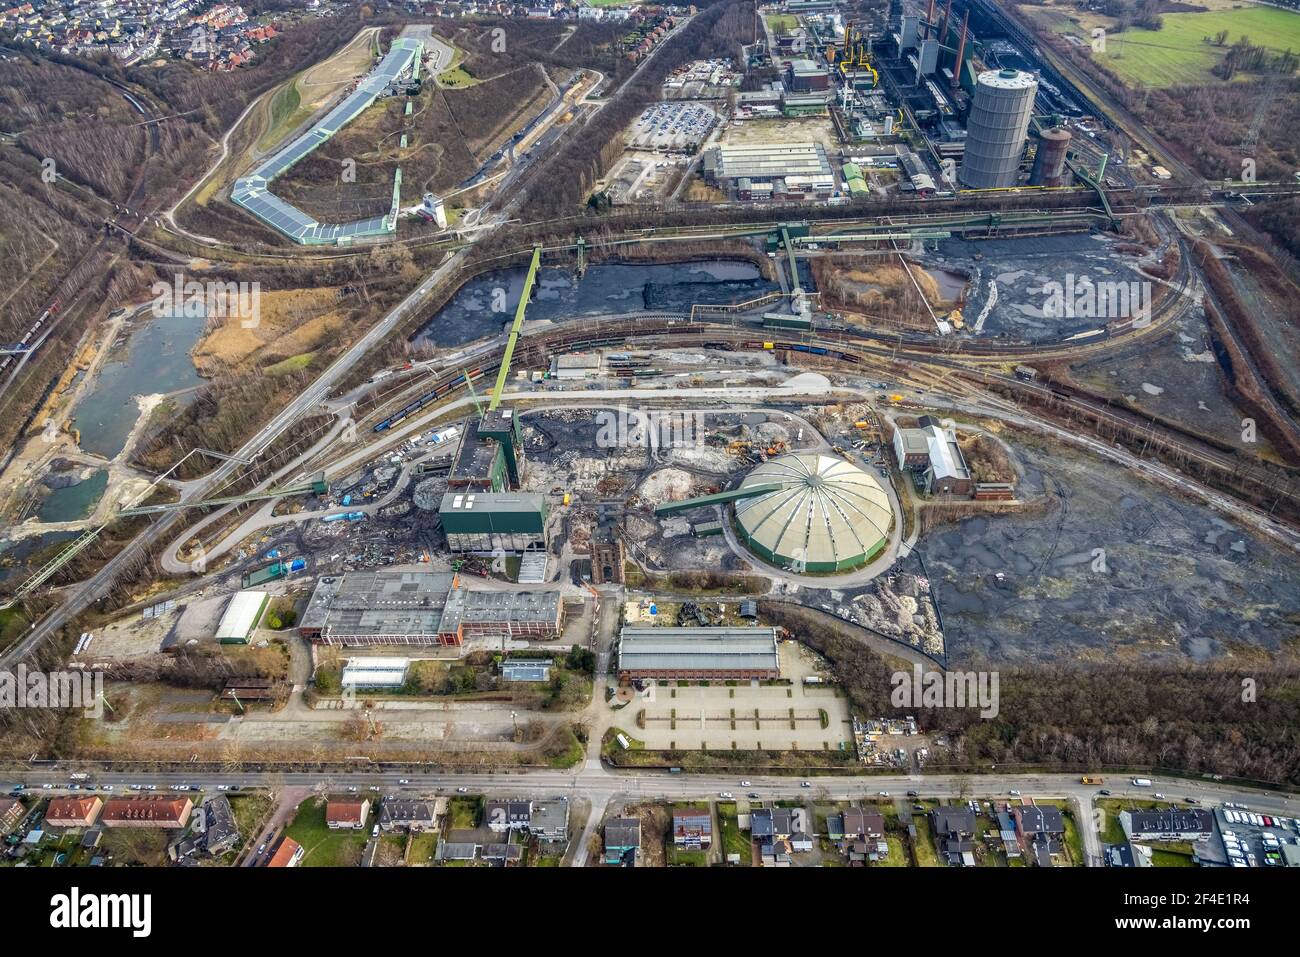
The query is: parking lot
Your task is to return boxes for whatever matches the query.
[616,643,853,752]
[627,101,717,151]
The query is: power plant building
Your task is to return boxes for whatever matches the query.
[299,571,563,647]
[959,69,1038,189]
[439,492,549,554]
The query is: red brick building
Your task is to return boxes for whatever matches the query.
[45,796,103,828]
[101,797,192,829]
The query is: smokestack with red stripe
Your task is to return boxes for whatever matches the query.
[951,10,969,92]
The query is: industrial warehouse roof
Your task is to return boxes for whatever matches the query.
[439,492,547,533]
[704,141,833,181]
[301,572,559,642]
[439,586,561,634]
[618,627,780,673]
[735,453,893,573]
[215,590,268,643]
[229,37,422,244]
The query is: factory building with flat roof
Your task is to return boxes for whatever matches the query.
[215,590,269,645]
[617,626,781,680]
[439,492,548,554]
[703,142,835,202]
[299,571,563,647]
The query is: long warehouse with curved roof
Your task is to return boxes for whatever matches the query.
[734,452,894,573]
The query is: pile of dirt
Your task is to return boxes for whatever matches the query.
[637,468,695,506]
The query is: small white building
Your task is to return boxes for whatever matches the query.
[550,353,602,379]
[341,657,410,689]
[215,591,268,645]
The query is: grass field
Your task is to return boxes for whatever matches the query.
[766,14,799,33]
[283,797,368,867]
[1024,3,1300,87]
[263,351,316,376]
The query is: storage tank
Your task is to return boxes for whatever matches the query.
[1029,126,1072,186]
[734,452,894,573]
[959,69,1038,189]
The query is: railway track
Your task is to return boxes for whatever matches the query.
[350,314,1300,520]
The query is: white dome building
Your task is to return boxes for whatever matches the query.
[734,452,894,573]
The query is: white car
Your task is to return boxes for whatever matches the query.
[719,792,733,799]
[457,787,468,794]
[878,791,890,797]
[398,779,409,785]
[740,780,751,787]
[102,785,113,792]
[800,781,811,788]
[217,785,229,791]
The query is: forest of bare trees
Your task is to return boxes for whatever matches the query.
[761,601,1300,785]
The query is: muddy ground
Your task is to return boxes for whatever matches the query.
[921,433,1300,664]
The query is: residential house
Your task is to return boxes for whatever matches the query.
[604,817,641,865]
[752,806,811,863]
[101,797,193,829]
[1104,842,1152,867]
[266,836,303,867]
[45,796,103,828]
[529,799,569,843]
[996,810,1021,860]
[930,806,977,866]
[672,807,712,849]
[326,799,370,830]
[1012,805,1065,867]
[379,800,436,832]
[485,800,533,833]
[1120,808,1215,843]
[201,795,240,855]
[841,807,885,842]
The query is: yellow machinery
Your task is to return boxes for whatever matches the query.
[836,20,879,87]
